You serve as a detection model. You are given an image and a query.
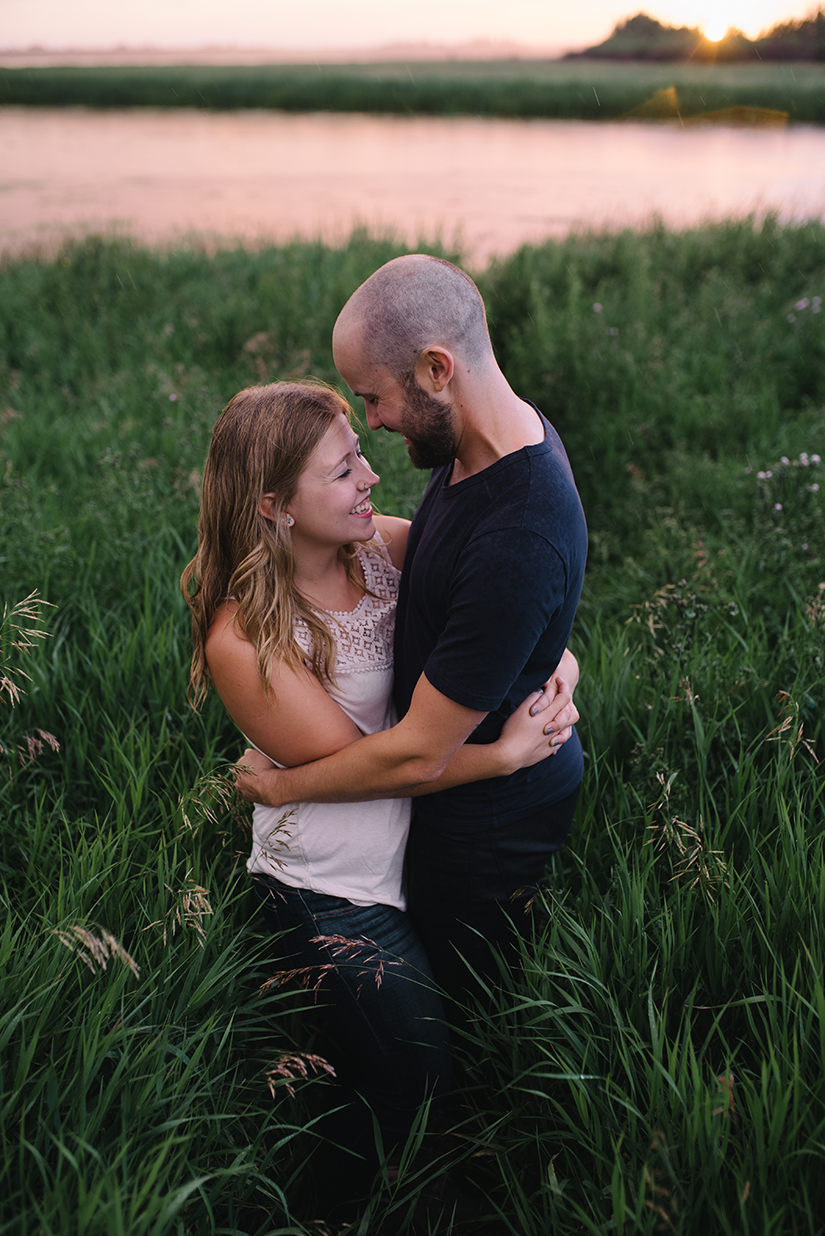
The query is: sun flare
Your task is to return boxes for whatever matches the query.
[704,18,730,41]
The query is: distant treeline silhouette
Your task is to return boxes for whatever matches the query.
[569,8,825,62]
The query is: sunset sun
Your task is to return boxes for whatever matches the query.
[704,17,730,41]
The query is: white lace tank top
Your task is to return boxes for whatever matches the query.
[246,542,410,910]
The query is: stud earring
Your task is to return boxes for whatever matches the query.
[284,515,294,527]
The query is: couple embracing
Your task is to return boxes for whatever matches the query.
[182,254,587,1182]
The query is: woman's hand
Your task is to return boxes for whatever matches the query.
[496,681,580,774]
[496,648,580,775]
[234,747,280,806]
[538,672,580,751]
[528,648,580,719]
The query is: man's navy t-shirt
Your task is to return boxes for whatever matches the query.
[393,405,587,832]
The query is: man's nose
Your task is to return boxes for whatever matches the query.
[365,406,383,431]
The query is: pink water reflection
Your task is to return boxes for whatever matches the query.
[1,107,824,263]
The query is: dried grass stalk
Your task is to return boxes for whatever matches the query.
[0,592,55,708]
[53,924,140,977]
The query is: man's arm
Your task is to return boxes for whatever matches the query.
[236,672,486,809]
[235,649,581,808]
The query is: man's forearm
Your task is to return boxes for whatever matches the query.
[242,674,486,808]
[252,727,436,808]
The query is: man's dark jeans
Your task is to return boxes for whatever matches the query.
[407,788,580,1007]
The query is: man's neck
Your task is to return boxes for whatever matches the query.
[449,391,544,485]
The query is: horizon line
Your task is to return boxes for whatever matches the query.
[0,39,579,65]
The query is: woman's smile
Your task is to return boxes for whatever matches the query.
[287,413,380,549]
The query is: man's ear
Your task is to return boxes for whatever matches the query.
[415,346,454,393]
[258,493,279,522]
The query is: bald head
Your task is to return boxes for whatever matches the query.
[334,255,494,382]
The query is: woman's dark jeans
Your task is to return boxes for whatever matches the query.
[252,874,451,1171]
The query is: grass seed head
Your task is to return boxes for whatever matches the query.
[177,764,258,842]
[144,874,213,946]
[767,690,819,763]
[0,592,55,708]
[266,1052,336,1100]
[53,924,140,977]
[647,775,729,902]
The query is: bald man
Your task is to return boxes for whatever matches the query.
[237,255,587,1002]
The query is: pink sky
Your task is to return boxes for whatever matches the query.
[1,0,808,54]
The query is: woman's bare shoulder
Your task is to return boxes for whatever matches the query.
[204,598,362,766]
[205,599,246,661]
[373,515,411,570]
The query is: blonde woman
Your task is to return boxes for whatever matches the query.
[182,380,575,1180]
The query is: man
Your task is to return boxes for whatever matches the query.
[236,254,587,1003]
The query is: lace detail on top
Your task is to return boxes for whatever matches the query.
[294,543,400,673]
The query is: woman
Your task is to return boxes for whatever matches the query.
[182,380,576,1178]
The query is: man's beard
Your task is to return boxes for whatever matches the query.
[400,378,456,471]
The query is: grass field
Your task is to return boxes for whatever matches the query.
[1,59,824,122]
[1,219,824,1233]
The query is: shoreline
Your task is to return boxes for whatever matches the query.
[1,59,823,125]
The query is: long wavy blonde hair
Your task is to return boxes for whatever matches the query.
[181,381,367,709]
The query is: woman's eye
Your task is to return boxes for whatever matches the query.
[337,467,353,479]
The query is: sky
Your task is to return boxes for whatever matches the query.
[0,0,809,54]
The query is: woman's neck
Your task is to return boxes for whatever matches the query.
[292,544,365,613]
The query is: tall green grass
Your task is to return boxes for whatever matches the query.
[1,60,824,122]
[1,220,824,1232]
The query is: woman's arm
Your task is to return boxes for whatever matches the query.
[207,517,411,765]
[206,600,363,768]
[372,515,410,570]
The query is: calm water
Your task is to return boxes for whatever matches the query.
[2,107,825,263]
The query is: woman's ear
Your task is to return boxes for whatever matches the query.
[258,493,279,522]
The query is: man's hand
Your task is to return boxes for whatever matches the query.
[235,747,280,806]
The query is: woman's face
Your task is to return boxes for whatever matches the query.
[284,413,380,551]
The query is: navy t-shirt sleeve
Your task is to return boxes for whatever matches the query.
[420,526,569,714]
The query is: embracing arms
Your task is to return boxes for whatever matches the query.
[231,649,579,809]
[210,513,579,809]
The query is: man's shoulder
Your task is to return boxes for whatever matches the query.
[475,445,585,546]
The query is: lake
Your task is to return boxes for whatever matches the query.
[2,106,824,264]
